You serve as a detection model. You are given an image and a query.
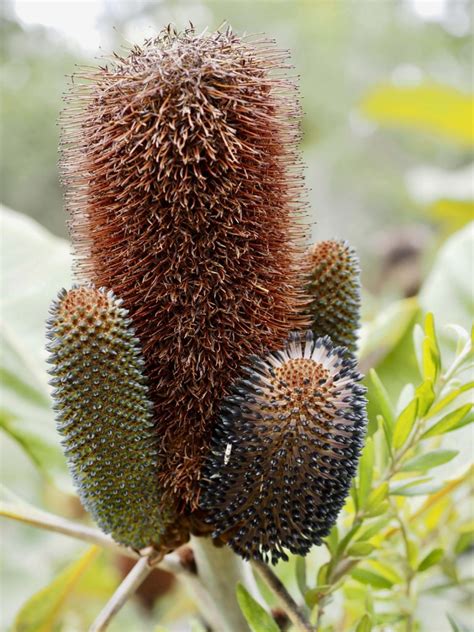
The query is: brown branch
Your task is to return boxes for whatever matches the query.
[253,560,314,632]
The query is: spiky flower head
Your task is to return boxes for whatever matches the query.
[46,285,184,551]
[306,240,361,353]
[199,331,367,564]
[61,26,309,505]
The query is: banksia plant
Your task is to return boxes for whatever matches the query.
[61,26,309,506]
[306,240,361,353]
[199,331,367,564]
[46,285,184,551]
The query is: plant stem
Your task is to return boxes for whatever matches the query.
[253,560,314,632]
[0,501,187,574]
[89,554,153,632]
[190,536,256,632]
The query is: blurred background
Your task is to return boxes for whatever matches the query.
[1,0,473,296]
[0,1,473,631]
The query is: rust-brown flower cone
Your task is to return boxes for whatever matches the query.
[61,26,309,508]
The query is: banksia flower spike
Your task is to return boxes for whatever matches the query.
[46,285,184,551]
[306,240,361,353]
[61,26,309,505]
[199,331,367,564]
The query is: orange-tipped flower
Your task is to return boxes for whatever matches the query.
[199,331,367,564]
[61,27,309,505]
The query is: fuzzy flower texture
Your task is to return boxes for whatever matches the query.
[48,26,367,562]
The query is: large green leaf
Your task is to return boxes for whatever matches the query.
[0,206,72,485]
[236,584,280,632]
[13,547,99,632]
[420,223,474,338]
[361,82,474,146]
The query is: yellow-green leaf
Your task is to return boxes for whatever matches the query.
[422,404,473,439]
[369,369,394,427]
[401,449,459,472]
[415,379,435,417]
[418,548,444,572]
[361,82,474,147]
[355,614,372,632]
[14,547,99,632]
[351,568,393,590]
[393,398,418,449]
[236,584,279,632]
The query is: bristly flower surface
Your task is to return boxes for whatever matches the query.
[306,240,361,353]
[61,26,309,505]
[199,331,367,564]
[46,286,185,550]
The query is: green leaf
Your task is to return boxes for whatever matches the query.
[418,548,444,572]
[446,613,472,632]
[401,450,459,472]
[351,568,394,590]
[369,369,395,427]
[0,409,67,485]
[422,404,473,439]
[420,223,474,342]
[347,542,375,558]
[360,82,474,146]
[355,614,372,632]
[356,517,392,542]
[358,437,374,508]
[295,556,307,597]
[390,480,442,497]
[422,337,439,382]
[415,379,435,417]
[236,584,279,632]
[14,547,99,632]
[305,586,331,609]
[364,483,389,517]
[393,398,418,449]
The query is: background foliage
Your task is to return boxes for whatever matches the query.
[0,1,473,630]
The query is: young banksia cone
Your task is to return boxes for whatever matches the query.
[199,331,367,564]
[305,240,361,353]
[61,26,309,505]
[46,285,181,550]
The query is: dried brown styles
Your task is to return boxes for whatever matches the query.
[199,331,367,564]
[61,27,309,506]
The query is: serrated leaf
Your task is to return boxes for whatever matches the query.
[14,547,99,632]
[236,584,279,632]
[422,404,473,438]
[393,398,418,449]
[351,568,393,590]
[401,449,459,472]
[418,548,444,572]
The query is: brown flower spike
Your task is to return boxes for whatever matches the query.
[61,27,309,506]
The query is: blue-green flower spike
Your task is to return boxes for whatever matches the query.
[306,240,361,354]
[46,285,176,550]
